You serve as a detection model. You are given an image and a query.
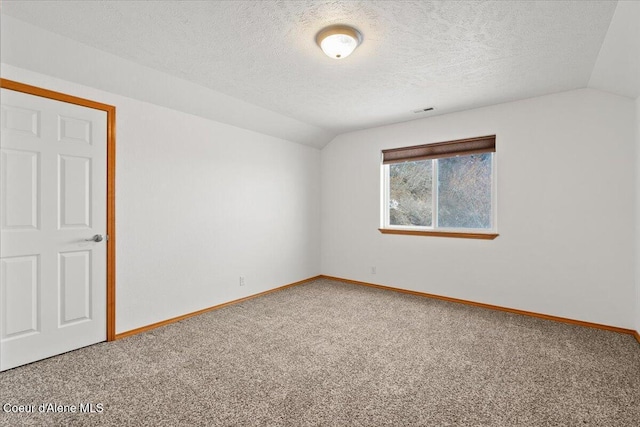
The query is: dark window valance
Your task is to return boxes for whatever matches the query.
[382,135,496,164]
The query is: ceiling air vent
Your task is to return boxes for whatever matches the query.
[413,107,435,114]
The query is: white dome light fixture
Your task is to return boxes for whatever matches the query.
[316,25,363,59]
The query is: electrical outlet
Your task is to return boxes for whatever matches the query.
[239,276,245,286]
[371,266,376,275]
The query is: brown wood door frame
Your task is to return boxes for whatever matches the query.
[1,78,117,341]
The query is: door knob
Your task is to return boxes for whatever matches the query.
[85,234,106,242]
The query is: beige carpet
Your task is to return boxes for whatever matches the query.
[1,278,639,426]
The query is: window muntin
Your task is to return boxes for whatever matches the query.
[382,136,496,234]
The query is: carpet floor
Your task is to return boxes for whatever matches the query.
[1,278,639,426]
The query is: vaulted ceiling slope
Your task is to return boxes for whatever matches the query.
[588,1,640,100]
[1,1,637,149]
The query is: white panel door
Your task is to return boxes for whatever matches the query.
[0,88,107,371]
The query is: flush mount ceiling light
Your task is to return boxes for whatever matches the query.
[316,25,363,59]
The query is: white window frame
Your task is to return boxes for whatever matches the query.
[380,152,498,238]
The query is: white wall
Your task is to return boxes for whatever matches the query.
[636,95,640,334]
[2,64,321,334]
[587,0,640,335]
[321,88,636,329]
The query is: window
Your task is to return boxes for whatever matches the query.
[380,135,498,239]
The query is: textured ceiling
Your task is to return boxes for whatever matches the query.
[2,0,617,135]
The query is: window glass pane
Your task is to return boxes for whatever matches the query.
[437,153,492,229]
[389,160,432,226]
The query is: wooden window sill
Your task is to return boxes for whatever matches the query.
[378,228,499,240]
